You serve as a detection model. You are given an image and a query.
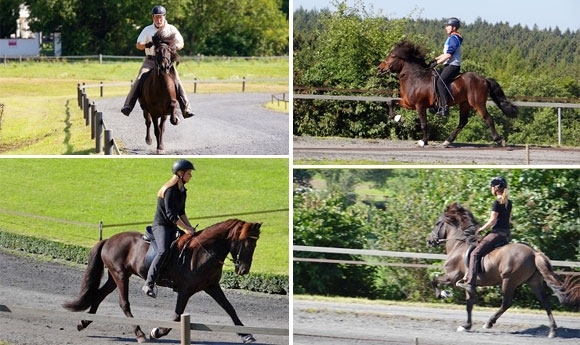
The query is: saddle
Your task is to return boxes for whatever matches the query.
[464,238,509,273]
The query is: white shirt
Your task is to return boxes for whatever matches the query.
[137,23,185,56]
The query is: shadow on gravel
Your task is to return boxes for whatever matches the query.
[512,326,580,339]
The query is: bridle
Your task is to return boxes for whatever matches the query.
[228,235,259,267]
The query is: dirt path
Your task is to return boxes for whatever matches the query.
[293,136,580,165]
[0,250,288,345]
[293,298,580,345]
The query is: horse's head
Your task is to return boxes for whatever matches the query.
[377,53,403,75]
[428,202,478,246]
[152,31,179,74]
[378,40,429,76]
[228,220,262,275]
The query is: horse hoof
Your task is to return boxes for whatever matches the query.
[417,140,425,147]
[137,335,148,343]
[442,140,451,148]
[150,328,159,339]
[393,114,402,122]
[170,118,179,126]
[483,322,493,329]
[549,330,557,338]
[457,326,468,332]
[241,334,256,343]
[156,149,165,155]
[146,138,152,146]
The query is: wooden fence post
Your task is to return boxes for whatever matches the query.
[180,314,191,345]
[104,129,112,155]
[193,78,197,93]
[95,112,103,153]
[242,77,246,92]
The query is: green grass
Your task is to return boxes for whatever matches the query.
[0,158,289,275]
[0,58,288,154]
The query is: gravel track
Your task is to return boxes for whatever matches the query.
[293,136,580,165]
[294,298,580,345]
[94,93,289,155]
[0,250,288,345]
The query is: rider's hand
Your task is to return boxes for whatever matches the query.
[145,41,154,48]
[429,59,438,69]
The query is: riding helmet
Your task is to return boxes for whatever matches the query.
[152,5,167,15]
[172,159,195,175]
[490,176,507,189]
[445,17,461,28]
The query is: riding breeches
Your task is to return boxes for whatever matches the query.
[436,65,460,106]
[122,59,156,110]
[465,232,508,285]
[145,224,178,286]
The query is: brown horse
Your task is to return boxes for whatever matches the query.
[139,30,180,154]
[377,40,518,147]
[63,219,262,343]
[427,202,580,338]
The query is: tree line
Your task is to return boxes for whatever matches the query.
[293,1,580,146]
[1,0,288,56]
[294,168,580,308]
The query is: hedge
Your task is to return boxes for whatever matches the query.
[0,230,288,295]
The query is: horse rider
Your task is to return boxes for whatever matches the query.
[121,5,195,119]
[429,17,463,116]
[456,176,512,294]
[143,159,197,298]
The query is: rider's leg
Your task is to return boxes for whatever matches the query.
[172,67,195,118]
[458,233,503,293]
[121,60,154,116]
[143,225,174,298]
[436,65,460,116]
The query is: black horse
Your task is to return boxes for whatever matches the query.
[63,219,262,343]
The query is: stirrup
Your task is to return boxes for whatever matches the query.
[142,284,157,298]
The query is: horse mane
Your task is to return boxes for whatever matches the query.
[444,202,480,242]
[176,219,261,251]
[392,40,430,70]
[152,30,180,63]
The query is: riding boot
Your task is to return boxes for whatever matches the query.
[121,77,144,116]
[435,91,449,116]
[176,83,195,118]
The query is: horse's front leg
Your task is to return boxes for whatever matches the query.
[457,291,475,333]
[150,291,192,340]
[154,116,167,154]
[431,274,455,299]
[144,111,152,146]
[169,99,179,126]
[205,284,256,343]
[415,106,429,146]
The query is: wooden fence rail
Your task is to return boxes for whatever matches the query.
[0,304,288,345]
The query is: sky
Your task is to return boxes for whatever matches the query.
[292,0,580,32]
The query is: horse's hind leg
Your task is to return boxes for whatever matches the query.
[144,111,153,146]
[77,273,117,331]
[474,104,504,146]
[529,273,558,338]
[484,278,517,330]
[443,103,470,147]
[109,270,147,343]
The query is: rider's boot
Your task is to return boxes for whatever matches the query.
[176,83,195,118]
[141,282,157,298]
[121,78,142,116]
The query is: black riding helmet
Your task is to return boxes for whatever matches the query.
[172,159,195,175]
[152,5,166,15]
[444,17,461,29]
[490,176,507,189]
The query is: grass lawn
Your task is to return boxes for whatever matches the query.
[0,58,289,154]
[0,158,289,275]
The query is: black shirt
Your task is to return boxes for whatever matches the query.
[491,199,512,232]
[152,184,187,226]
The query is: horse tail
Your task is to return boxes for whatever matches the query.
[486,78,518,118]
[62,239,107,312]
[535,251,580,310]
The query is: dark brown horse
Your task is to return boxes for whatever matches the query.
[377,40,518,147]
[63,219,262,343]
[427,202,580,337]
[139,30,180,154]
